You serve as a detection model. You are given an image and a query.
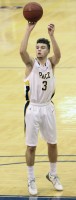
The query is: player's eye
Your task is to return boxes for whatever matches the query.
[36,46,39,49]
[41,46,46,49]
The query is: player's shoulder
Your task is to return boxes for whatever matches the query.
[47,57,55,74]
[33,58,41,68]
[48,57,55,69]
[47,57,52,66]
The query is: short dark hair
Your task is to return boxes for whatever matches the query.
[36,38,50,50]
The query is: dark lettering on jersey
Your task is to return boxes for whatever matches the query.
[39,72,50,79]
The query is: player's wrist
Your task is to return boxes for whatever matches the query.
[49,34,55,39]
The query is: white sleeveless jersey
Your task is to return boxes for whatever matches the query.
[24,58,55,103]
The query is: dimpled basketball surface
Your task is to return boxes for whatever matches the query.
[23,2,43,22]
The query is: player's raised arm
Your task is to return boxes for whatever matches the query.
[20,22,36,67]
[48,23,61,68]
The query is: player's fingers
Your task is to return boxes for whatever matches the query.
[49,23,54,27]
[28,21,36,24]
[48,24,55,29]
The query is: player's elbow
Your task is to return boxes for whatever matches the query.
[20,49,27,62]
[57,51,61,59]
[56,52,61,63]
[20,48,25,56]
[59,52,61,59]
[20,49,26,63]
[55,52,61,65]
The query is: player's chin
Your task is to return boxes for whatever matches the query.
[37,55,43,58]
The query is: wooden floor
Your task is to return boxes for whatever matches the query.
[0,0,76,197]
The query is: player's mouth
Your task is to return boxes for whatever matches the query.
[38,52,41,55]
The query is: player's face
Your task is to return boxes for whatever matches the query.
[36,43,49,58]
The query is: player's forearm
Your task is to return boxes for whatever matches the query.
[50,35,61,59]
[20,30,31,54]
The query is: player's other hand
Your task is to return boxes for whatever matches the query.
[48,24,55,36]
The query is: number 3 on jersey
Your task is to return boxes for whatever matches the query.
[42,81,47,90]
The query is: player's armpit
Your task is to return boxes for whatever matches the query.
[49,56,60,68]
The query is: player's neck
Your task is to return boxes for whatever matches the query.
[36,57,47,66]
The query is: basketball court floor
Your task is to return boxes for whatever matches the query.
[0,0,76,199]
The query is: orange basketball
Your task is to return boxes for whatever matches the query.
[23,2,43,22]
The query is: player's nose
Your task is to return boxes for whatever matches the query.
[38,47,41,51]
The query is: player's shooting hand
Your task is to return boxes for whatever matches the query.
[27,21,37,32]
[48,24,55,36]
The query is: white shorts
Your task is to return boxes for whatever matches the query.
[25,102,57,146]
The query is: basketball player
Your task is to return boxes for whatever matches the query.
[20,22,63,195]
